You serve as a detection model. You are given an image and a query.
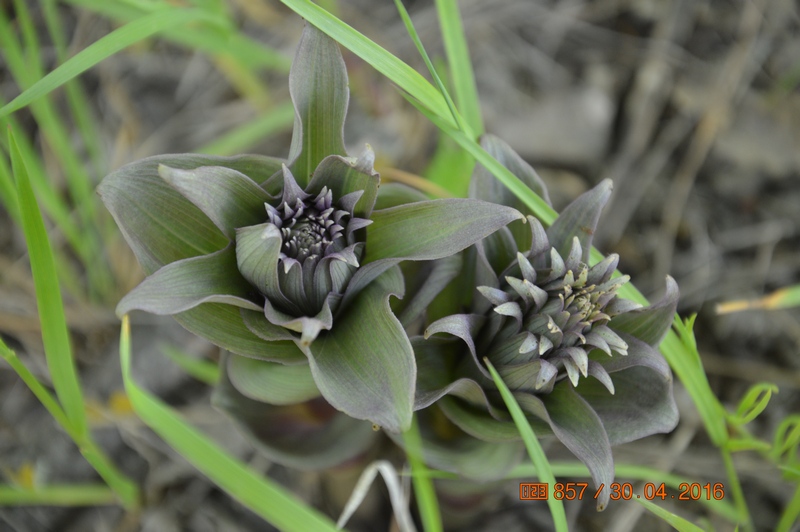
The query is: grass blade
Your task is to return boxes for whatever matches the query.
[119,316,339,532]
[41,0,107,178]
[716,284,800,313]
[1,1,112,299]
[392,0,465,134]
[484,359,567,532]
[636,498,705,531]
[405,95,554,220]
[0,150,20,224]
[8,128,88,437]
[435,0,483,136]
[403,415,443,532]
[66,0,291,73]
[160,344,220,385]
[8,129,139,508]
[0,485,118,506]
[0,8,224,118]
[0,338,72,438]
[777,483,800,532]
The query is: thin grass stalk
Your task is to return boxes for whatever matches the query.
[63,0,291,72]
[722,449,753,531]
[434,0,483,136]
[8,129,140,508]
[40,0,107,180]
[403,415,443,532]
[0,485,119,506]
[393,0,467,135]
[485,359,568,530]
[776,483,800,532]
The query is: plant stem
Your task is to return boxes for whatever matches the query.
[722,448,753,531]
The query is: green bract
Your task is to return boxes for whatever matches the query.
[413,135,679,510]
[98,23,523,456]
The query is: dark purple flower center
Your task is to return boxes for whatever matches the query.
[266,187,350,267]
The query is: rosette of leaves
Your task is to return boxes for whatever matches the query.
[414,136,679,509]
[99,25,522,466]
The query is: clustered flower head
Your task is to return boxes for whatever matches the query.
[233,163,372,346]
[99,21,679,508]
[476,228,634,394]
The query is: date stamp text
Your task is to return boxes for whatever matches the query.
[519,482,725,501]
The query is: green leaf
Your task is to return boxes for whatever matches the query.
[365,199,523,263]
[9,129,87,437]
[576,364,678,446]
[99,153,283,275]
[724,437,771,453]
[609,276,680,347]
[173,304,306,363]
[423,129,474,198]
[730,382,778,426]
[374,183,429,210]
[636,498,705,532]
[287,23,349,187]
[120,319,340,530]
[470,134,551,209]
[539,385,615,512]
[213,353,377,470]
[117,247,262,317]
[398,254,462,327]
[234,224,294,311]
[303,267,414,432]
[306,149,380,218]
[158,165,271,239]
[772,415,800,462]
[0,8,225,118]
[546,179,612,263]
[226,355,320,405]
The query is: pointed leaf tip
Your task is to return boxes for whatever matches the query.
[287,23,350,186]
[547,179,613,263]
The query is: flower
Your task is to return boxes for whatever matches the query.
[413,135,679,510]
[98,23,523,449]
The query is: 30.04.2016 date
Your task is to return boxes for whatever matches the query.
[599,482,725,501]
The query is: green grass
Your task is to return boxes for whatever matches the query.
[0,0,797,530]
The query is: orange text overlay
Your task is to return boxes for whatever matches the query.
[519,482,725,501]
